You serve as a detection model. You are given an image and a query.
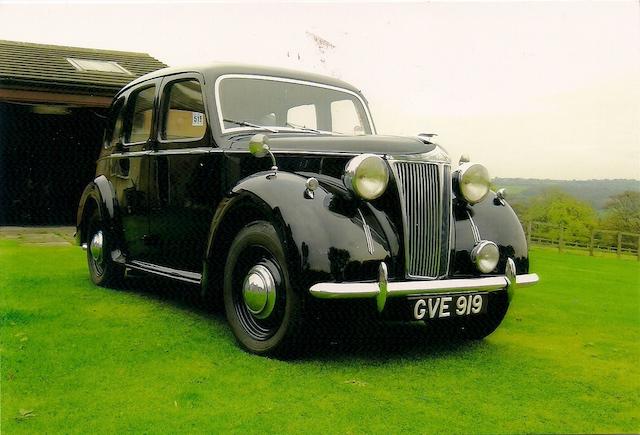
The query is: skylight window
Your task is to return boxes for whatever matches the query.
[67,58,131,75]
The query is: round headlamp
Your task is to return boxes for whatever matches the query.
[471,240,500,273]
[454,163,491,204]
[343,154,389,200]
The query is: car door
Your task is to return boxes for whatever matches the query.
[147,73,220,273]
[110,80,160,261]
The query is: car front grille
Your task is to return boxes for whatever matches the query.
[390,160,452,279]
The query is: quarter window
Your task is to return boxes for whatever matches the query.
[126,86,155,144]
[162,79,206,141]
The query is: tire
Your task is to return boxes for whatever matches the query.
[86,209,124,287]
[223,221,304,356]
[458,290,510,340]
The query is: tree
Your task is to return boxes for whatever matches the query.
[601,191,640,233]
[523,189,598,243]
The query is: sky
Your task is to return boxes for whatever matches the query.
[0,1,638,180]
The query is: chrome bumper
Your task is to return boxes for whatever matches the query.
[309,258,539,312]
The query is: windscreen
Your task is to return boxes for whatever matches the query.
[217,77,372,135]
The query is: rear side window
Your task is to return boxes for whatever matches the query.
[105,97,125,148]
[161,79,206,141]
[125,86,155,144]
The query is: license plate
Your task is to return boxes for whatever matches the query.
[410,293,488,320]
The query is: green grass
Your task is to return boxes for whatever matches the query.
[1,240,639,433]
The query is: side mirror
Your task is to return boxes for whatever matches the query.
[249,134,270,158]
[249,133,278,176]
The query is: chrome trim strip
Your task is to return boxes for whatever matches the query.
[357,208,375,255]
[309,272,540,311]
[466,210,482,244]
[387,146,451,164]
[108,151,153,158]
[441,165,453,275]
[310,274,541,297]
[224,149,360,157]
[388,160,411,277]
[376,263,388,312]
[109,148,216,158]
[127,260,202,284]
[152,147,215,156]
[232,149,449,158]
[310,276,505,298]
[516,274,539,287]
[214,74,376,135]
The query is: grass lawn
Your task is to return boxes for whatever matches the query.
[1,240,639,433]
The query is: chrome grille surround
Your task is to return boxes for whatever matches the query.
[388,157,452,279]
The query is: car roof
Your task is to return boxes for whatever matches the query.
[119,62,364,96]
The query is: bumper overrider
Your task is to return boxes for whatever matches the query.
[309,258,539,312]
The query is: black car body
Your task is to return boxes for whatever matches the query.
[76,63,538,355]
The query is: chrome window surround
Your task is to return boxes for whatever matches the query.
[387,156,453,280]
[213,74,376,135]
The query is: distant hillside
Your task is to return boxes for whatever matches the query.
[493,178,640,211]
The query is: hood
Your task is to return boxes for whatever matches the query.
[228,134,436,155]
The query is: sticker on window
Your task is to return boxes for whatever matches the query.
[192,112,204,126]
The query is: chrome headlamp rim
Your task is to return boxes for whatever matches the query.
[471,240,500,274]
[343,153,389,200]
[454,162,491,205]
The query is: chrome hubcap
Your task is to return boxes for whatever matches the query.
[242,264,276,319]
[90,231,104,263]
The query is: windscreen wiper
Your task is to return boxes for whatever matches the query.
[285,121,322,134]
[223,118,279,133]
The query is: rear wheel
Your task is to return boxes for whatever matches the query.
[86,209,124,287]
[223,221,304,356]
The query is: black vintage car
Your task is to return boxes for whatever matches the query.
[76,63,538,355]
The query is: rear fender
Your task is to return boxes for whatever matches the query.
[75,175,120,247]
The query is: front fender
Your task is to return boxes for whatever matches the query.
[75,175,119,246]
[205,171,393,293]
[453,191,529,275]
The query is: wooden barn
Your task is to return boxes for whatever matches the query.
[0,40,166,224]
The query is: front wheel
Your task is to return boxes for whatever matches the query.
[223,221,304,356]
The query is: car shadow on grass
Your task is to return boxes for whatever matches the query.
[297,321,487,362]
[116,273,223,317]
[114,274,489,362]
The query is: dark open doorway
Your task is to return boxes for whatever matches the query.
[0,102,107,224]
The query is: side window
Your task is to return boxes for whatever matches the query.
[105,97,125,148]
[287,104,317,130]
[331,100,365,135]
[162,79,206,141]
[125,85,155,144]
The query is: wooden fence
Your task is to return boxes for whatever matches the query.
[523,221,640,260]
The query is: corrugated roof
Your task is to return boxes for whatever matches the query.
[0,40,167,95]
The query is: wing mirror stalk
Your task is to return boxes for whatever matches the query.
[249,134,278,177]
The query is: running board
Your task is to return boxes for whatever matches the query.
[127,260,202,285]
